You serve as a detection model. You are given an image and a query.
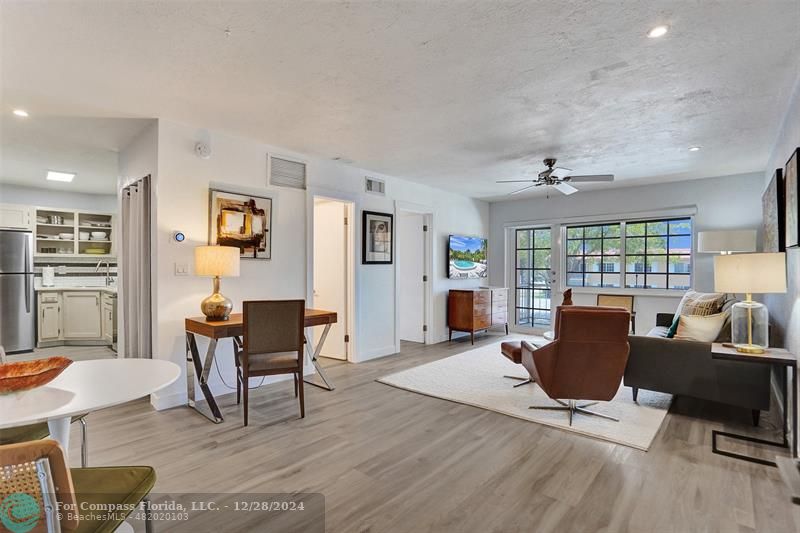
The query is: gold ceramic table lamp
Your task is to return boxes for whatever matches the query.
[195,245,240,321]
[714,252,786,354]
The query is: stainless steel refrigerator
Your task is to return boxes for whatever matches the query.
[0,230,35,353]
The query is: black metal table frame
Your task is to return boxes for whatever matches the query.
[711,358,796,468]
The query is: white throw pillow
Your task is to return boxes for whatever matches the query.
[675,312,729,342]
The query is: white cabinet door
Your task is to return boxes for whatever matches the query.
[0,204,32,230]
[62,291,102,339]
[102,300,114,343]
[39,303,61,341]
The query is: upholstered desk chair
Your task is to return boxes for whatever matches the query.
[522,306,631,425]
[236,300,306,426]
[0,439,156,533]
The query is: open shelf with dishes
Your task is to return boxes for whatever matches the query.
[34,207,114,258]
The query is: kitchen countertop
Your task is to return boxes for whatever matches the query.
[36,286,117,295]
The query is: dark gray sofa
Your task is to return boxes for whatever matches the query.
[624,313,771,425]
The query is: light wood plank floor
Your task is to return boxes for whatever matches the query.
[65,335,800,532]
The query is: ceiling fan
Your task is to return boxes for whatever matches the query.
[497,158,614,196]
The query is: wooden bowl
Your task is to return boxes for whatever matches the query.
[0,357,72,394]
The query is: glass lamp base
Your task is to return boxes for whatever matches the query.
[730,300,769,354]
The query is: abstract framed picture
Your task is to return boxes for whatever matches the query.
[786,147,800,248]
[762,168,785,252]
[209,189,272,259]
[362,210,393,264]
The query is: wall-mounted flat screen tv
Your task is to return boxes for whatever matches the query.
[448,235,488,279]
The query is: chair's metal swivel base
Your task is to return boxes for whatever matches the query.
[529,399,619,426]
[503,375,534,388]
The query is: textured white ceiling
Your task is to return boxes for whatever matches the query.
[2,1,798,200]
[0,117,153,194]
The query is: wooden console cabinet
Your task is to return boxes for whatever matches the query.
[448,287,508,344]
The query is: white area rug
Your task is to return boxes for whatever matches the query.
[378,337,672,450]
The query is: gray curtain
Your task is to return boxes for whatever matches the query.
[120,176,152,358]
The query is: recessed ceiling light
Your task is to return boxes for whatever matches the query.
[647,25,669,38]
[688,146,701,152]
[46,170,76,182]
[13,109,29,117]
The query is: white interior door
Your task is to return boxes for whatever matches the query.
[397,212,425,342]
[313,198,348,360]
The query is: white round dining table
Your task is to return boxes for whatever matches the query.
[0,359,180,454]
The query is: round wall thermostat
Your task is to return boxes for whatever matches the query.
[194,142,212,159]
[173,231,186,243]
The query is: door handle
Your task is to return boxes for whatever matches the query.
[24,235,31,313]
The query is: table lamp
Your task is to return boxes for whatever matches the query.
[195,245,240,321]
[698,230,757,254]
[714,253,786,354]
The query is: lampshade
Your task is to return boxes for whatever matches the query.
[195,246,240,277]
[698,230,757,254]
[714,253,787,294]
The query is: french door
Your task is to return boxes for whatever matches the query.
[514,226,557,333]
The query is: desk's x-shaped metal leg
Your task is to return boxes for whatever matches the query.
[186,332,224,423]
[304,323,335,391]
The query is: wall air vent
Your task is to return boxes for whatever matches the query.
[269,155,307,190]
[365,176,386,196]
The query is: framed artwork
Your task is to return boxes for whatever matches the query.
[786,147,800,248]
[762,168,785,252]
[209,189,272,259]
[362,210,393,264]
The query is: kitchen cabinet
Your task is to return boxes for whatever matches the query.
[0,204,33,230]
[101,293,116,344]
[37,289,115,347]
[62,291,102,339]
[38,293,62,341]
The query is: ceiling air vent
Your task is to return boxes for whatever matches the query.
[269,155,306,190]
[365,176,386,196]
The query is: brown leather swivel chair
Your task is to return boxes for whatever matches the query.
[521,306,631,425]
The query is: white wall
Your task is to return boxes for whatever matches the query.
[397,212,425,342]
[0,183,117,212]
[488,172,765,334]
[150,119,489,408]
[763,73,800,358]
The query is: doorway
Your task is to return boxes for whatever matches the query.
[312,197,354,360]
[512,226,558,334]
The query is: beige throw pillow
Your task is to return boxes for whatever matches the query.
[675,312,729,342]
[675,290,726,317]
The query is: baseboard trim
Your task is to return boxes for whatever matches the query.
[357,345,397,362]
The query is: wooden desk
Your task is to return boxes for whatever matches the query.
[711,343,797,467]
[185,308,337,423]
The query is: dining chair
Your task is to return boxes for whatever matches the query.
[0,439,156,533]
[596,293,636,334]
[235,300,306,426]
[0,415,90,467]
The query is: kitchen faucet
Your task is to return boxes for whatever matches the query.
[95,260,112,286]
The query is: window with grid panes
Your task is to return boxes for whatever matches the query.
[624,218,692,289]
[565,223,622,288]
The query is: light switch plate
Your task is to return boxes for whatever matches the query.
[175,262,189,276]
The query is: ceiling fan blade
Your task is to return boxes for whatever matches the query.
[509,184,537,195]
[550,167,573,179]
[553,182,578,195]
[567,174,615,182]
[496,179,537,183]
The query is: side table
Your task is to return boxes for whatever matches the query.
[711,343,796,467]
